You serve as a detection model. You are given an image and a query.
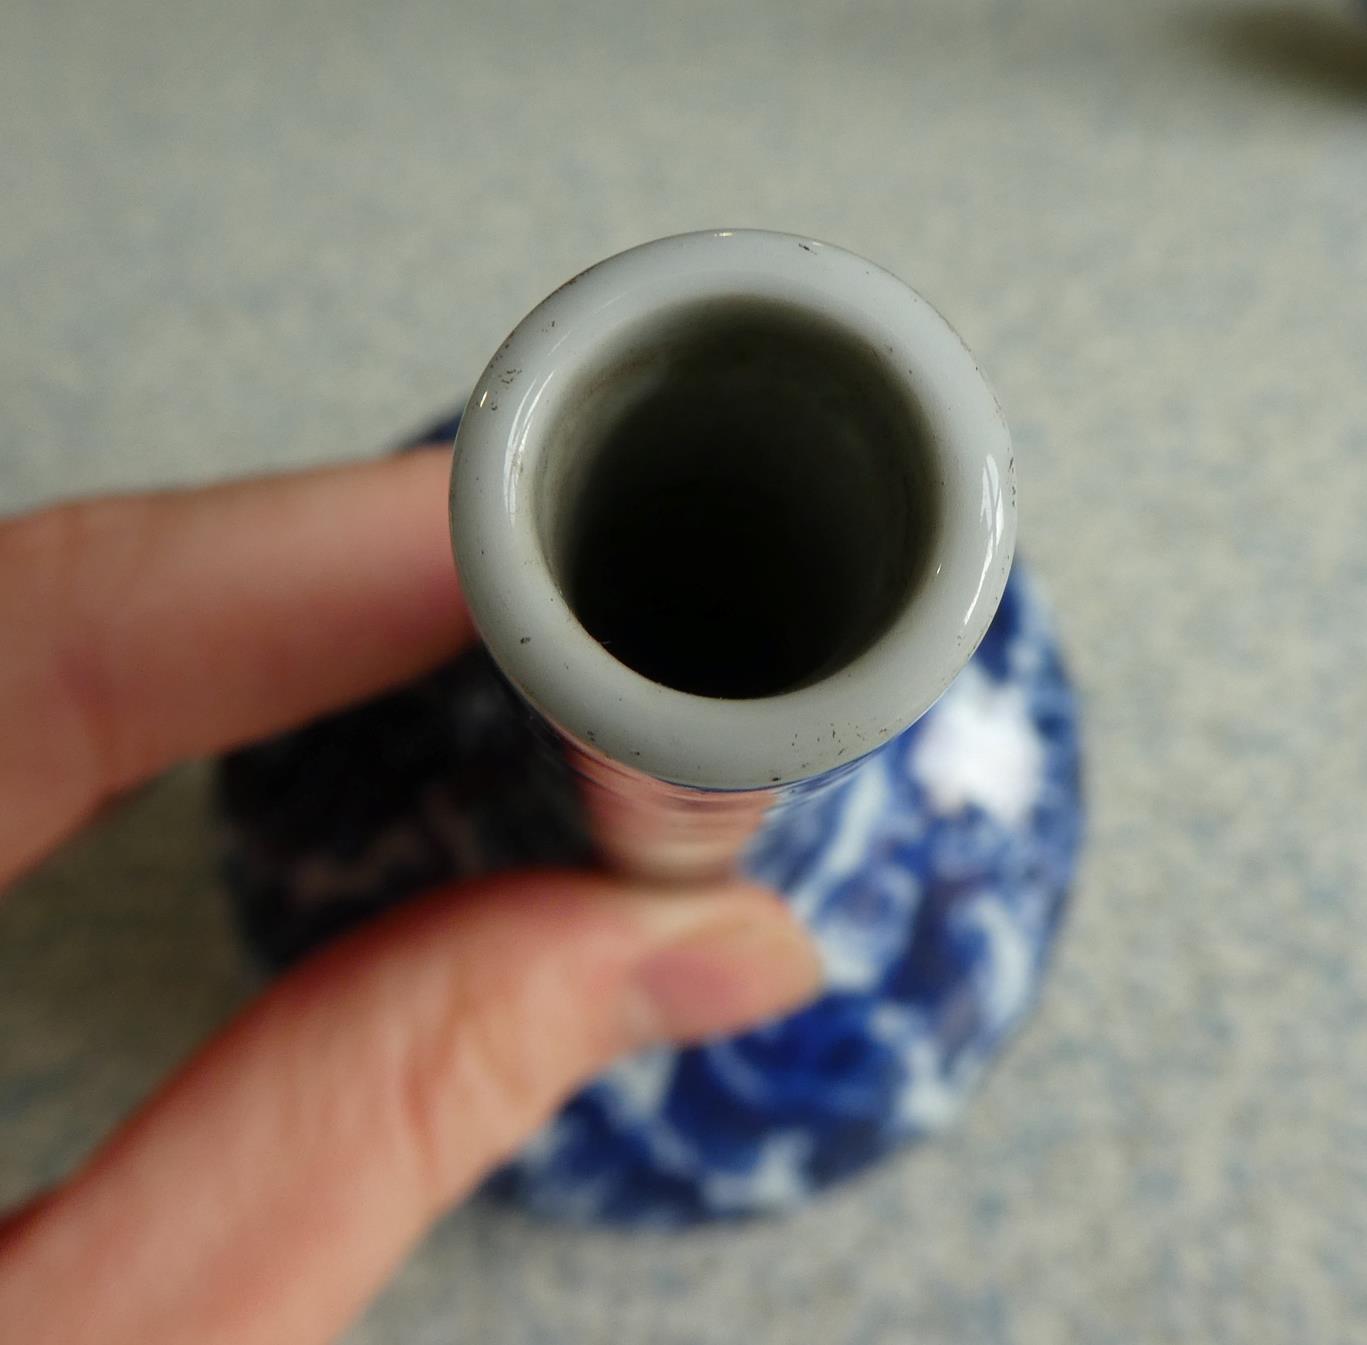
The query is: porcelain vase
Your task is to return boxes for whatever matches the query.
[218,230,1084,1226]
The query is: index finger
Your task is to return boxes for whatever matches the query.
[0,447,472,886]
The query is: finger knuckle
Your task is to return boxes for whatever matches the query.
[392,965,560,1199]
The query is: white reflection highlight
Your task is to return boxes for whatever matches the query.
[503,374,553,513]
[964,458,1003,625]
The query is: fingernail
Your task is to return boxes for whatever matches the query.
[624,888,824,1046]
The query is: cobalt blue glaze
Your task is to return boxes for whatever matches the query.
[217,417,1083,1227]
[486,563,1083,1224]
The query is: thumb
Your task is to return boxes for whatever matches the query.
[0,872,821,1345]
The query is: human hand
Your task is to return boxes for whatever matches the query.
[0,449,821,1344]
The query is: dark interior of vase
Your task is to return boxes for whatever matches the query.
[542,298,939,700]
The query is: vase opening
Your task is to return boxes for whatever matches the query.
[538,297,941,701]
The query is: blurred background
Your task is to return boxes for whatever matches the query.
[2,0,1366,1340]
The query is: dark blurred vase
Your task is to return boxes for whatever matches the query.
[218,231,1084,1225]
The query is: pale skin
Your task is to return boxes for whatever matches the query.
[0,447,822,1345]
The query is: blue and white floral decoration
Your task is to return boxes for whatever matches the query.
[484,565,1083,1224]
[219,560,1082,1226]
[217,418,1083,1228]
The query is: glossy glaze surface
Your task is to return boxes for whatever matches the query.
[493,566,1082,1223]
[216,563,1081,1223]
[450,231,1015,794]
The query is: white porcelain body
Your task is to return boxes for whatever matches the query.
[449,230,1015,875]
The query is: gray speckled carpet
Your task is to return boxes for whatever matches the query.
[3,0,1366,1340]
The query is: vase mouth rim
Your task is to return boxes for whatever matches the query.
[449,228,1015,791]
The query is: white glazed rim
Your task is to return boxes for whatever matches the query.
[449,229,1015,791]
